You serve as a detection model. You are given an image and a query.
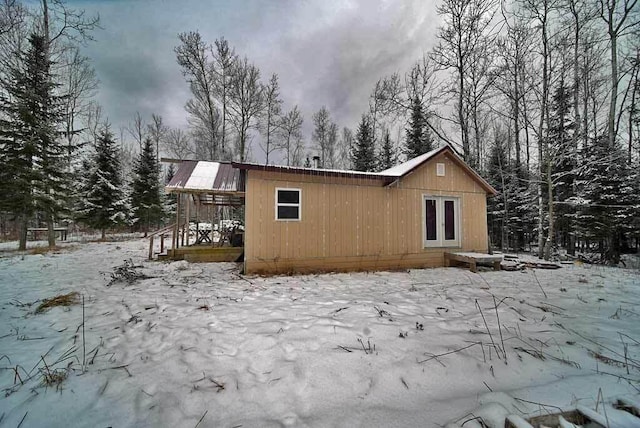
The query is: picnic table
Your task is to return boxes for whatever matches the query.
[195,229,212,244]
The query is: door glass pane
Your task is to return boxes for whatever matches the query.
[444,200,455,240]
[425,199,437,241]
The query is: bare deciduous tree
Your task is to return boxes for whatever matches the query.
[228,56,263,162]
[175,31,224,160]
[278,105,303,166]
[127,111,146,151]
[259,73,282,164]
[598,0,640,149]
[163,127,192,160]
[212,37,237,156]
[147,113,167,163]
[432,0,499,164]
[312,106,335,168]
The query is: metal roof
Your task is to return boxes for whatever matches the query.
[165,161,245,205]
[232,146,497,195]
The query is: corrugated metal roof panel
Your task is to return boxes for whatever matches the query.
[166,161,197,189]
[213,163,244,192]
[165,161,245,194]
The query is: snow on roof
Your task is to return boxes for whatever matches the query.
[184,161,219,190]
[234,146,449,181]
[378,146,446,176]
[166,161,244,193]
[232,162,395,179]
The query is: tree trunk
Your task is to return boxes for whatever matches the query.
[543,159,554,260]
[18,214,27,251]
[608,31,617,150]
[47,216,56,248]
[101,228,106,240]
[537,4,550,259]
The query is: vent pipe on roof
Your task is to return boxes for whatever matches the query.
[312,156,320,169]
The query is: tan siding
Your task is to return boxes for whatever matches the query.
[244,155,491,274]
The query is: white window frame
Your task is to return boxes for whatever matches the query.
[275,188,301,221]
[422,195,461,248]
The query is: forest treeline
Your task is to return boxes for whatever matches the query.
[0,0,638,263]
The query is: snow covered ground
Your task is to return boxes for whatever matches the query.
[0,239,639,427]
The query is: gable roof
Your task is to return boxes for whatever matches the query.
[232,145,496,195]
[380,146,497,195]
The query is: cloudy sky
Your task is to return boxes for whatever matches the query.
[73,0,441,160]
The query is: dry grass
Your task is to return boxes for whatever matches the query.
[28,245,78,255]
[41,368,68,390]
[35,292,80,314]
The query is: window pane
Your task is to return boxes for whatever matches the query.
[444,200,455,240]
[425,199,437,241]
[277,205,299,219]
[278,190,299,204]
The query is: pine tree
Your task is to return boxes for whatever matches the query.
[0,33,68,250]
[130,137,164,235]
[351,115,376,172]
[404,96,433,160]
[377,129,396,171]
[77,128,129,239]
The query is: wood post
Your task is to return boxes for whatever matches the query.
[148,235,154,260]
[173,193,181,253]
[185,194,190,246]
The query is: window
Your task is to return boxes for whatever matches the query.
[436,163,445,176]
[423,196,460,247]
[276,188,301,220]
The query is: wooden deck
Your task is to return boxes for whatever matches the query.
[158,246,243,263]
[444,252,502,273]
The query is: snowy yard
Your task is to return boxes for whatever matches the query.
[1,239,639,427]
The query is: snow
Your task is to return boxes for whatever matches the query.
[183,161,219,191]
[1,239,639,427]
[378,146,444,176]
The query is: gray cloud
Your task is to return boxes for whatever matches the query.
[77,0,440,159]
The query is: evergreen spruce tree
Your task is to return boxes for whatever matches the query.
[486,137,510,250]
[575,135,634,263]
[77,128,129,239]
[163,163,177,219]
[485,132,535,252]
[377,129,396,171]
[0,33,68,250]
[165,163,176,184]
[130,137,164,235]
[547,81,577,255]
[404,96,433,160]
[352,115,376,172]
[511,166,536,251]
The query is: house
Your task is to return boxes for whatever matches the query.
[163,145,496,274]
[231,145,497,274]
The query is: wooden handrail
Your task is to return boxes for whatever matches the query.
[148,224,176,237]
